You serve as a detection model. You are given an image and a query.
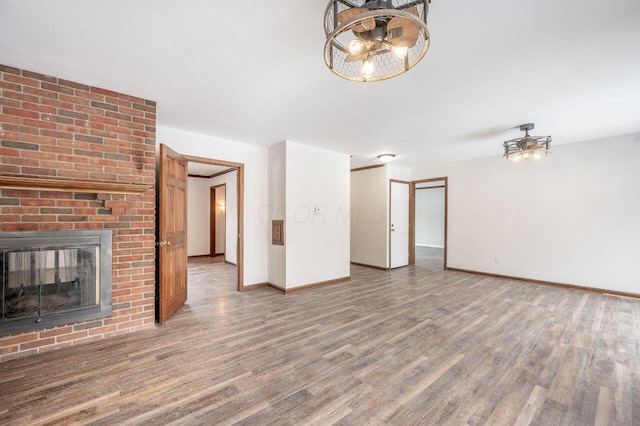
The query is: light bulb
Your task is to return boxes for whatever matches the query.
[361,59,374,79]
[392,46,408,59]
[533,152,541,160]
[349,39,365,55]
[512,154,521,162]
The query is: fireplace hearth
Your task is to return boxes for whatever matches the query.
[1,230,112,336]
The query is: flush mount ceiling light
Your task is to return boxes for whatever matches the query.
[503,123,552,162]
[324,0,431,82]
[378,153,396,163]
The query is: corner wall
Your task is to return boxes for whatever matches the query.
[412,133,640,294]
[285,141,350,288]
[268,142,286,288]
[350,166,387,268]
[0,64,156,362]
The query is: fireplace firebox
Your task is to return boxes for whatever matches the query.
[0,230,112,336]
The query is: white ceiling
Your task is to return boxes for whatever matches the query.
[1,0,639,168]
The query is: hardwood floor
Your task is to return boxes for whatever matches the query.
[1,248,638,425]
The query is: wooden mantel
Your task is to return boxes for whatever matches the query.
[0,175,151,195]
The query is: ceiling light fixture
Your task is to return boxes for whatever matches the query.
[324,0,431,82]
[378,153,396,163]
[503,123,552,162]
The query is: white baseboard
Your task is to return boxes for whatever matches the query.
[416,244,444,249]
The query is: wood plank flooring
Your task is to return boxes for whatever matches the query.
[0,248,638,425]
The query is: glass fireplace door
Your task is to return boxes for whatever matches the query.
[1,246,100,322]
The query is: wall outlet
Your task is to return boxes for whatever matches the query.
[495,256,502,264]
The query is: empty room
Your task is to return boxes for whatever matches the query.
[0,0,639,424]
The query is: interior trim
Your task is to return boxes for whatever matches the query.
[447,267,640,299]
[0,175,150,194]
[351,164,385,172]
[181,154,244,291]
[350,261,389,271]
[267,276,351,294]
[410,176,448,270]
[416,185,445,190]
[243,283,268,291]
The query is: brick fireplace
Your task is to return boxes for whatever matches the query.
[0,64,156,362]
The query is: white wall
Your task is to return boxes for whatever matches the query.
[285,141,351,289]
[214,185,226,254]
[386,164,412,182]
[350,167,387,268]
[186,176,212,257]
[209,170,238,264]
[412,133,640,294]
[186,172,238,261]
[268,142,286,288]
[157,126,268,286]
[415,187,445,248]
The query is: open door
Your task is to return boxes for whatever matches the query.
[158,144,188,322]
[410,177,448,269]
[390,180,410,269]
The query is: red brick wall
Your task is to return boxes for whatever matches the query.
[0,64,156,362]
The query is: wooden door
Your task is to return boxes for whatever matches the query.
[390,180,410,269]
[158,144,188,322]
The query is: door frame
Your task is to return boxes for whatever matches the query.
[389,179,411,269]
[209,184,226,258]
[410,176,448,270]
[172,153,245,291]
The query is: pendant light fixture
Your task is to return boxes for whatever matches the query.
[503,123,552,162]
[324,0,431,82]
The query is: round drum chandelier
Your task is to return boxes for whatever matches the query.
[324,0,431,82]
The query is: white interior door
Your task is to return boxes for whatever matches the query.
[390,181,410,269]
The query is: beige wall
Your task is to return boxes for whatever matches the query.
[350,166,387,268]
[412,133,640,294]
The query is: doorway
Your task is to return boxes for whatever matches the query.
[210,184,227,258]
[410,177,448,270]
[389,180,410,269]
[157,144,245,323]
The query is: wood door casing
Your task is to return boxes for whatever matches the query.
[158,144,188,323]
[410,177,448,270]
[183,154,245,291]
